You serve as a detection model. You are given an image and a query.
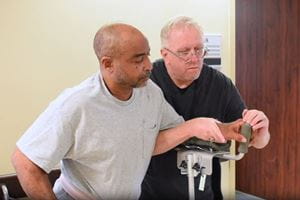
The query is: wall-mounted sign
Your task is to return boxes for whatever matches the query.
[204,34,222,70]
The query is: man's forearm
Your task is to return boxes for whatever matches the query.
[153,118,226,155]
[11,148,57,200]
[19,171,56,200]
[153,121,192,155]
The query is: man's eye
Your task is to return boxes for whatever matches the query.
[135,56,144,63]
[178,51,189,56]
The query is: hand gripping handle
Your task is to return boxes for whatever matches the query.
[215,123,252,161]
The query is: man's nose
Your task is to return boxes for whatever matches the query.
[186,53,200,63]
[144,57,153,71]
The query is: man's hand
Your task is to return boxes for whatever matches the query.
[216,119,247,143]
[190,117,226,143]
[242,109,270,148]
[153,117,226,155]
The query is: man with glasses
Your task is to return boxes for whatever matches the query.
[140,16,270,199]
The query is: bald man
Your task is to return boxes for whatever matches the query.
[11,23,245,200]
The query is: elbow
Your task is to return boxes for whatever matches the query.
[152,147,161,156]
[152,145,168,156]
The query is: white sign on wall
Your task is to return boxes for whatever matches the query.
[204,34,222,70]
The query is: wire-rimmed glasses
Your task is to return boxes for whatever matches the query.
[164,47,207,63]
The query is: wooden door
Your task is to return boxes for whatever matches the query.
[235,0,300,199]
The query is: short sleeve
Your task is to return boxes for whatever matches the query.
[158,93,184,130]
[17,104,74,173]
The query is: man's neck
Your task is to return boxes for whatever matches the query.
[102,76,133,101]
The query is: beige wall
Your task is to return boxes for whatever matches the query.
[0,0,235,198]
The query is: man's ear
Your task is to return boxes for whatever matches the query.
[161,48,171,66]
[101,56,114,73]
[161,48,167,59]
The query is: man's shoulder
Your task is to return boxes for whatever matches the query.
[152,58,165,67]
[202,64,233,86]
[150,59,168,86]
[136,79,166,106]
[152,59,166,75]
[51,73,100,110]
[144,79,164,95]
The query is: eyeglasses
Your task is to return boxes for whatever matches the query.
[164,47,207,63]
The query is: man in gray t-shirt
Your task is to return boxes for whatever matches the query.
[11,23,243,200]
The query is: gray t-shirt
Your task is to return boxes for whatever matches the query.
[17,72,183,199]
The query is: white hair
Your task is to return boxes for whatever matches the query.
[160,16,204,48]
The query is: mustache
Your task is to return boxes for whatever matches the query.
[144,71,151,78]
